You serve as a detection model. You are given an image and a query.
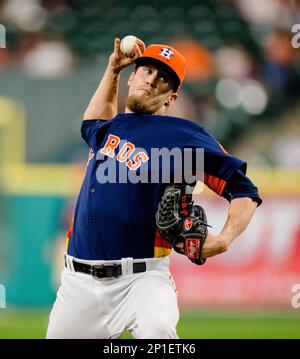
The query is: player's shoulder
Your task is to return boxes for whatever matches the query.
[114,113,210,138]
[162,115,212,139]
[162,115,205,130]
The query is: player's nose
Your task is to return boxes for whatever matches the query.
[146,71,158,88]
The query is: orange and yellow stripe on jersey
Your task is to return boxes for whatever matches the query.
[65,214,74,252]
[154,229,172,257]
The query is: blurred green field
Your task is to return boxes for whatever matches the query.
[0,309,300,339]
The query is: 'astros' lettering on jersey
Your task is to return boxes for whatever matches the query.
[99,134,149,170]
[67,114,259,260]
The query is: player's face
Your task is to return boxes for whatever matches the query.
[126,65,178,115]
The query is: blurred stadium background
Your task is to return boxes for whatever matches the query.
[0,0,300,339]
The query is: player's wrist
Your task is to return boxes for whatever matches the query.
[107,61,122,75]
[201,233,228,258]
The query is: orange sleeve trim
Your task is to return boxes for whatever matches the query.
[204,173,227,195]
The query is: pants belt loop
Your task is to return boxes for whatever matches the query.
[121,258,128,276]
[127,257,133,275]
[66,254,75,272]
[145,258,151,272]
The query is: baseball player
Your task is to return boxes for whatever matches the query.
[46,38,261,339]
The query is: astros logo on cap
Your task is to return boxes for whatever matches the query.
[159,48,174,61]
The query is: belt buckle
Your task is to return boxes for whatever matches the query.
[90,265,104,280]
[91,264,120,280]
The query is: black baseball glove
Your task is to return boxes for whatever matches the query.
[156,184,209,265]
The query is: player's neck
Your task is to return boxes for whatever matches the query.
[124,106,167,116]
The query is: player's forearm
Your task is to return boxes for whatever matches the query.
[201,197,257,259]
[83,65,120,120]
[220,197,257,249]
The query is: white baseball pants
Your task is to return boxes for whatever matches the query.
[46,255,179,339]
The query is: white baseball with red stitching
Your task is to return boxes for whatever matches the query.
[120,35,137,56]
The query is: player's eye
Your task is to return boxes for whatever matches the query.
[158,73,169,84]
[159,75,168,83]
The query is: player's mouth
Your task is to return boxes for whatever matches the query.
[138,88,151,97]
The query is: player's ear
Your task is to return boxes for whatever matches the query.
[164,92,178,108]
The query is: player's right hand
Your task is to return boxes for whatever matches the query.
[109,38,145,74]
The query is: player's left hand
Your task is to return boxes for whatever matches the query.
[109,38,145,74]
[156,184,209,265]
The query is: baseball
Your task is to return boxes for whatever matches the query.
[120,35,137,57]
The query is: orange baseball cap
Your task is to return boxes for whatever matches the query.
[135,44,187,92]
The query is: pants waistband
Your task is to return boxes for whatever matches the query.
[64,254,170,279]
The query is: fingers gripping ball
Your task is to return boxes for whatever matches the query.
[156,184,210,265]
[120,35,137,57]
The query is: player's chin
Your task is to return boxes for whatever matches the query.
[126,95,156,115]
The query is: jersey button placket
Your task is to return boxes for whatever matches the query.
[88,185,96,223]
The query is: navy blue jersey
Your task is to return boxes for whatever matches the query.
[67,114,261,260]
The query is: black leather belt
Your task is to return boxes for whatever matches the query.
[68,259,147,279]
